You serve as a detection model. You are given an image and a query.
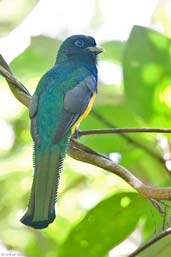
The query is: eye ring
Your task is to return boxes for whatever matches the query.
[74,39,85,48]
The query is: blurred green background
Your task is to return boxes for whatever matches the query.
[1,0,171,256]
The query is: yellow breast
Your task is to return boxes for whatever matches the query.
[71,92,96,133]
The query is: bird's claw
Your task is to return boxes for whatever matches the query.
[72,128,80,139]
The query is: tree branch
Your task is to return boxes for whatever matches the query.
[129,227,171,257]
[69,140,171,200]
[1,54,171,201]
[0,54,31,107]
[79,128,171,136]
[91,110,167,170]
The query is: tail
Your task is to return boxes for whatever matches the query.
[20,146,64,229]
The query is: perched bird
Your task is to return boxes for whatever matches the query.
[20,35,103,229]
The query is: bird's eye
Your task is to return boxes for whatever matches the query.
[74,39,85,48]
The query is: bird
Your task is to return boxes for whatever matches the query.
[20,35,103,229]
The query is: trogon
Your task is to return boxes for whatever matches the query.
[20,35,103,229]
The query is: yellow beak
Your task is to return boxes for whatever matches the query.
[86,46,103,54]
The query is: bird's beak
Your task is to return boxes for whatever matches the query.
[86,46,104,54]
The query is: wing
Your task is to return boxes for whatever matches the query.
[29,94,41,145]
[52,75,97,143]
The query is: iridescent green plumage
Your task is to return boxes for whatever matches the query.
[20,35,102,229]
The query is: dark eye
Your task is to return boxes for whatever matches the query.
[74,39,85,48]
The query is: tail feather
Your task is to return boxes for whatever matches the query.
[20,147,63,229]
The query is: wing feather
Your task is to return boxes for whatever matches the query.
[53,75,97,143]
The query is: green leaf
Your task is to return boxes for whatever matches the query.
[57,192,147,257]
[123,25,171,121]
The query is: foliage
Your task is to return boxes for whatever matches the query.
[1,2,171,257]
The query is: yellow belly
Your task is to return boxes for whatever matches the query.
[71,92,96,133]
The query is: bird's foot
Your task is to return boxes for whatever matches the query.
[72,128,80,139]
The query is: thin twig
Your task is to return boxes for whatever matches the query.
[92,110,167,170]
[79,128,171,136]
[129,227,171,257]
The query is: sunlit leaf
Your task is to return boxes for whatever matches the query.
[123,25,171,121]
[57,192,147,257]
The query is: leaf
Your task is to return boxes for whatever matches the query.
[123,25,171,121]
[57,192,147,257]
